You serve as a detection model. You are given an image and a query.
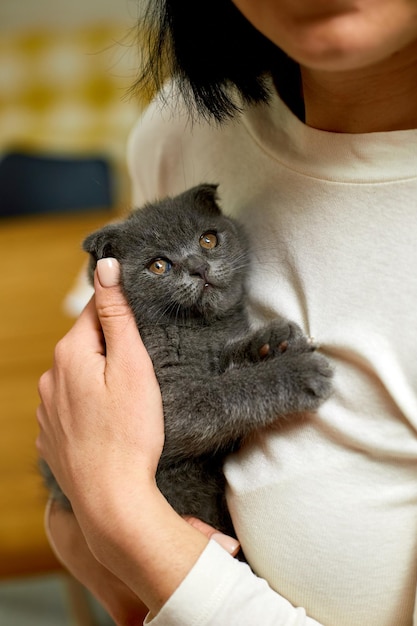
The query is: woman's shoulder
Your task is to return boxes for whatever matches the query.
[126,81,268,206]
[127,83,219,205]
[127,86,184,204]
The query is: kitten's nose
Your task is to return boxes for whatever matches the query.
[187,256,209,281]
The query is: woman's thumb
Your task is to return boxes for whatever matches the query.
[94,258,144,363]
[96,257,121,290]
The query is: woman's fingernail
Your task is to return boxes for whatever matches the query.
[96,258,120,288]
[211,532,240,554]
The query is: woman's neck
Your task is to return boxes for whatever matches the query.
[300,40,417,133]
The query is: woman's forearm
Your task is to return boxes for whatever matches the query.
[73,481,209,617]
[46,500,150,625]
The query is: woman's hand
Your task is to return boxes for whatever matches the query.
[36,259,240,617]
[36,258,165,517]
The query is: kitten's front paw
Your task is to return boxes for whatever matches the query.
[219,319,294,370]
[295,352,333,408]
[221,319,318,373]
[284,351,334,411]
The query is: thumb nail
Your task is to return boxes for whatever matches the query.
[96,258,120,288]
[211,532,240,555]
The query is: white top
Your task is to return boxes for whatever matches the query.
[127,83,417,626]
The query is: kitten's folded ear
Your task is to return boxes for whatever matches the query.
[82,223,123,265]
[192,183,221,215]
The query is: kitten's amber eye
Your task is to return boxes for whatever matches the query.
[199,231,218,250]
[147,258,172,275]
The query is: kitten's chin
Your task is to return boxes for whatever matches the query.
[184,286,218,320]
[198,287,238,321]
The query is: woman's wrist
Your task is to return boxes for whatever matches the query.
[45,499,151,624]
[72,479,209,617]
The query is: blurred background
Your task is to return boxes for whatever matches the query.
[0,0,150,624]
[0,0,148,215]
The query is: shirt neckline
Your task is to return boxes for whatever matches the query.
[241,87,417,184]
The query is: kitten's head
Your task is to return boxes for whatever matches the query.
[83,184,249,324]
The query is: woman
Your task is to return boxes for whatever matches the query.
[36,1,417,624]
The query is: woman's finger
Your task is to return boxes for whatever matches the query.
[184,517,241,556]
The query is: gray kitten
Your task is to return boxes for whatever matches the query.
[41,184,332,536]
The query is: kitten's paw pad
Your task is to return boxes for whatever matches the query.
[258,343,271,358]
[258,339,288,358]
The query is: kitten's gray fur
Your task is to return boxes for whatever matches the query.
[40,184,333,536]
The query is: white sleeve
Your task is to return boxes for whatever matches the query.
[145,541,324,626]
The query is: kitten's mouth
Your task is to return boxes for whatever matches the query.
[202,280,220,293]
[199,281,216,304]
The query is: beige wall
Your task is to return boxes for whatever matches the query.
[0,0,142,33]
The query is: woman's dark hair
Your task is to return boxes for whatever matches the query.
[134,0,303,122]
